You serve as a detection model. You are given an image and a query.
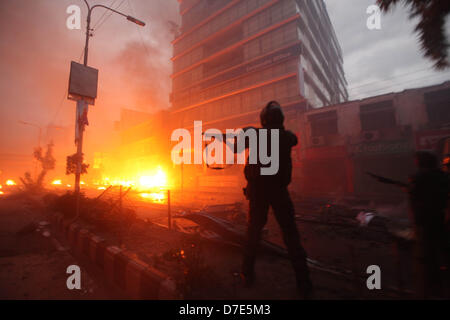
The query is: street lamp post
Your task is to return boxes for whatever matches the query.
[19,120,42,148]
[74,1,145,218]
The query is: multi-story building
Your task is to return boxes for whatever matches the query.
[170,0,348,134]
[297,81,450,201]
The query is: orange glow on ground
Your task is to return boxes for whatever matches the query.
[139,168,167,189]
[139,192,166,203]
[95,166,170,192]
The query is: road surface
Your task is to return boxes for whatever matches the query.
[0,193,111,299]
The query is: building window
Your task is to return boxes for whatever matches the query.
[424,88,450,124]
[359,100,395,131]
[308,110,338,136]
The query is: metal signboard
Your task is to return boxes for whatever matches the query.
[68,61,98,105]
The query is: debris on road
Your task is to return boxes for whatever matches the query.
[356,211,377,227]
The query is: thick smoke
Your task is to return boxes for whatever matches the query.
[0,0,179,179]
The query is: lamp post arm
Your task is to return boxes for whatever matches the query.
[81,2,145,66]
[91,4,129,19]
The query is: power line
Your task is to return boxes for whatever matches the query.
[347,66,433,91]
[48,0,124,128]
[93,0,126,34]
[354,72,450,97]
[126,0,150,55]
[91,0,118,30]
[351,76,450,100]
[351,72,450,100]
[48,49,85,127]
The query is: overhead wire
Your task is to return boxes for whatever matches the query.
[350,71,450,100]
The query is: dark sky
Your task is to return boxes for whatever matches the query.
[324,0,450,99]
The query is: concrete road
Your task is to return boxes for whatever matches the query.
[0,193,111,299]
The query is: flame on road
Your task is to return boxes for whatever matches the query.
[51,179,62,185]
[139,168,167,189]
[96,166,169,192]
[139,192,166,203]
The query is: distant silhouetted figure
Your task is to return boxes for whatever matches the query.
[443,154,450,229]
[408,151,450,298]
[236,101,312,299]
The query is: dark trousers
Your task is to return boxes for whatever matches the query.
[242,184,311,289]
[414,226,449,298]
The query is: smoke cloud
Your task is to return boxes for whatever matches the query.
[0,0,179,179]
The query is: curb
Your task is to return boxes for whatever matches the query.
[50,213,178,299]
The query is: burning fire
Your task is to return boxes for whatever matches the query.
[95,167,170,203]
[139,168,167,189]
[0,191,4,195]
[96,166,169,192]
[51,179,62,185]
[139,192,166,202]
[5,180,16,186]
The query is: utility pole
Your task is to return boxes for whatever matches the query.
[73,1,145,219]
[168,189,171,230]
[74,1,92,201]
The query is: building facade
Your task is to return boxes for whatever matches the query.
[296,81,450,201]
[170,0,348,135]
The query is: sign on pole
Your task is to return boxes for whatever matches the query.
[68,61,98,105]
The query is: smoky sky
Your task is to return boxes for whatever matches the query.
[0,0,179,176]
[324,0,450,100]
[1,0,450,178]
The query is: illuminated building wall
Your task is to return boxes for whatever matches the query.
[170,0,348,132]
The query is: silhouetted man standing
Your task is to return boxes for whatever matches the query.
[409,151,449,298]
[236,101,312,299]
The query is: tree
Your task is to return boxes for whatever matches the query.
[377,0,450,69]
[20,142,56,192]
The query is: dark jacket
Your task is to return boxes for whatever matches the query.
[237,126,298,188]
[408,168,450,230]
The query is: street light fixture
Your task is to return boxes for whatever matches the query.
[73,1,146,218]
[81,0,146,66]
[126,16,146,27]
[19,121,64,145]
[18,120,42,148]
